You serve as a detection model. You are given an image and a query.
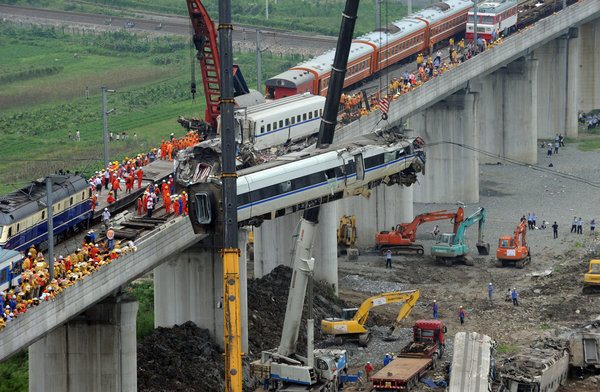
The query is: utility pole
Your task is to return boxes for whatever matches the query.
[46,177,54,280]
[86,86,116,168]
[473,0,478,54]
[256,30,262,92]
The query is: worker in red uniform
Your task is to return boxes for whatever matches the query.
[167,175,174,194]
[112,178,121,199]
[136,168,144,189]
[172,198,181,216]
[125,173,134,194]
[365,362,374,381]
[181,191,188,215]
[107,191,116,204]
[163,193,171,214]
[137,196,144,215]
[91,193,97,210]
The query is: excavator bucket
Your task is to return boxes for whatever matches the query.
[476,241,490,255]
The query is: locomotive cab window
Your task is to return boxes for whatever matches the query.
[194,193,212,224]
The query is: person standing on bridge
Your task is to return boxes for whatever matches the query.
[102,208,111,231]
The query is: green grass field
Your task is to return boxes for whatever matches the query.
[0,21,294,194]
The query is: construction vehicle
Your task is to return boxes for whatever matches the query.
[371,319,446,391]
[431,207,490,266]
[583,259,600,294]
[337,215,358,256]
[496,220,531,268]
[375,208,464,255]
[321,290,419,347]
[185,0,263,131]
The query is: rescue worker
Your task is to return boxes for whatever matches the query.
[385,249,392,269]
[107,191,116,204]
[365,362,374,381]
[181,191,188,215]
[488,283,493,305]
[458,306,466,325]
[102,208,111,231]
[112,178,121,199]
[106,227,115,251]
[511,288,519,306]
[164,193,172,214]
[173,198,181,216]
[147,195,154,218]
[137,196,144,215]
[432,300,438,319]
[136,168,144,189]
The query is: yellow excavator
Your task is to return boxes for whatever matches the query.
[337,215,358,256]
[583,259,600,294]
[321,289,420,346]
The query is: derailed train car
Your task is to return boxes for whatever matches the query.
[181,132,425,234]
[0,174,92,251]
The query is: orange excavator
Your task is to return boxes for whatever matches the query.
[375,207,464,255]
[496,220,531,268]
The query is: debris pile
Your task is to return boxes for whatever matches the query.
[498,338,569,383]
[137,265,347,391]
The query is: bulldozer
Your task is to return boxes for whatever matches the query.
[496,220,531,268]
[321,289,419,347]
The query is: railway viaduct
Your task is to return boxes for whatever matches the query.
[0,1,598,390]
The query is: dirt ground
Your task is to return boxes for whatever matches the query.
[136,139,600,391]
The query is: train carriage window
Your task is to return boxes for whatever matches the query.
[70,197,73,206]
[273,122,277,130]
[344,159,356,176]
[384,152,396,163]
[314,110,318,118]
[319,109,323,116]
[0,226,3,239]
[285,118,290,126]
[279,120,283,128]
[261,125,265,134]
[16,224,19,233]
[308,111,313,119]
[42,211,45,220]
[237,193,250,206]
[291,116,295,125]
[267,124,271,132]
[279,180,292,193]
[0,268,7,285]
[297,115,301,123]
[303,113,307,121]
[8,227,12,238]
[364,154,384,169]
[355,154,365,181]
[194,193,212,224]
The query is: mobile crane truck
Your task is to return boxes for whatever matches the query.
[375,208,464,255]
[496,220,531,268]
[431,207,490,266]
[321,290,419,347]
[371,319,447,391]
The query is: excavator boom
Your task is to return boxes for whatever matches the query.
[321,290,419,346]
[375,207,464,255]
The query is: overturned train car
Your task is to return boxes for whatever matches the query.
[184,134,425,234]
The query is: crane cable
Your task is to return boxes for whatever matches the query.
[427,140,600,188]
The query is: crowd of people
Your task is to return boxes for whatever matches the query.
[579,111,600,129]
[0,130,200,331]
[339,35,504,124]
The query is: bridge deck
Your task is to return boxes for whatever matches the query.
[334,0,600,144]
[0,216,206,362]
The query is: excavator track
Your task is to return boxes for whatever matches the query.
[382,244,425,256]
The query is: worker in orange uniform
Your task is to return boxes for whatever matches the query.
[137,196,144,215]
[163,193,171,214]
[125,173,134,194]
[181,191,188,215]
[112,178,121,200]
[136,168,144,189]
[167,142,174,162]
[91,193,97,210]
[172,198,181,216]
[107,191,116,204]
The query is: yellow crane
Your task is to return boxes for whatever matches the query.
[321,289,420,346]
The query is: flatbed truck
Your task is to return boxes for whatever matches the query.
[371,320,446,391]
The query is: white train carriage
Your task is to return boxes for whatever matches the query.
[230,93,326,149]
[188,134,425,230]
[466,0,518,41]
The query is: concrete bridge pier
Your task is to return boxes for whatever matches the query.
[29,295,138,392]
[409,90,480,204]
[253,204,339,288]
[336,185,413,248]
[578,20,600,112]
[153,233,249,352]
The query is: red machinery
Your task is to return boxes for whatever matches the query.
[496,220,530,268]
[375,207,464,255]
[185,0,252,128]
